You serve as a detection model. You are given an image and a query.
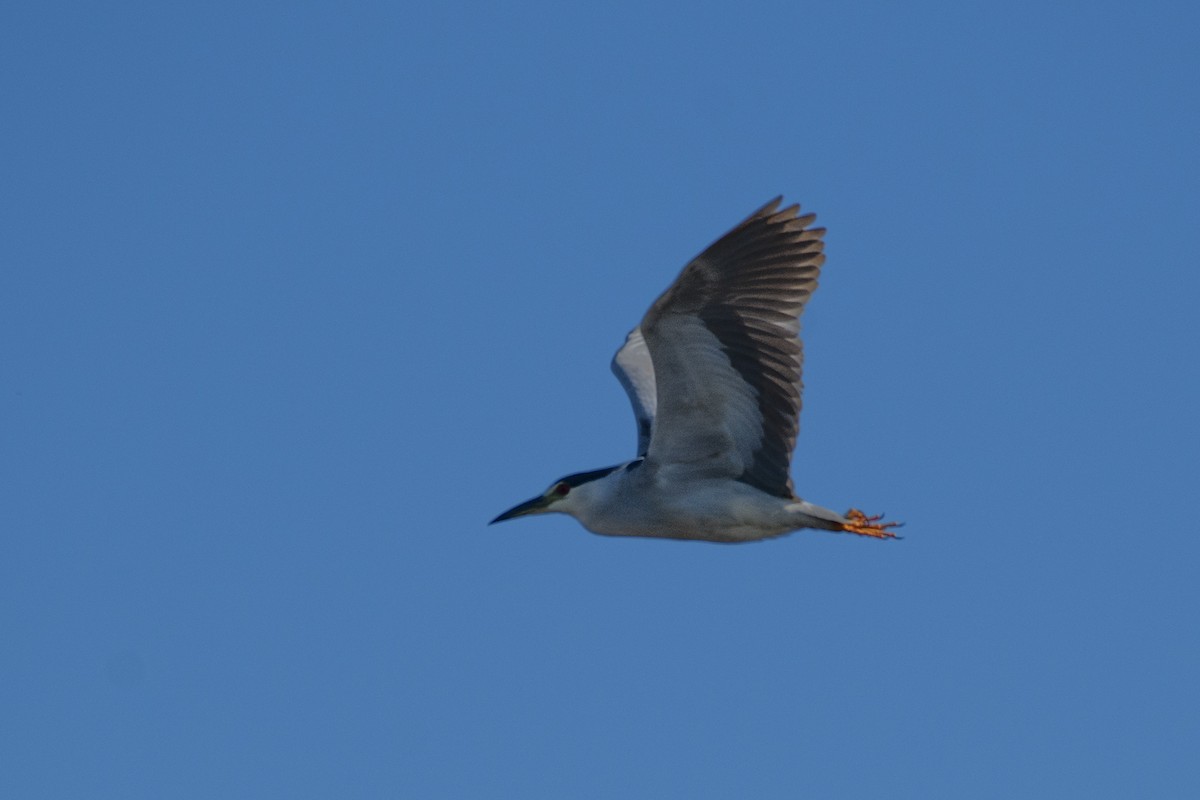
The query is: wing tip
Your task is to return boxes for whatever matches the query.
[750,196,819,231]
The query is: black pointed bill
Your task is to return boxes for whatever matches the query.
[489,495,552,524]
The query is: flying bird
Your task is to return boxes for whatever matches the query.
[491,198,900,543]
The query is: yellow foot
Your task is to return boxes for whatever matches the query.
[842,508,903,539]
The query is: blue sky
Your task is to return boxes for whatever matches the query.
[3,1,1198,797]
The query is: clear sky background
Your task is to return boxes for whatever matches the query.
[3,2,1198,797]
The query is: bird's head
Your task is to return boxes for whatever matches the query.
[489,465,620,525]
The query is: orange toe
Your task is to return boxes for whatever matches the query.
[842,508,903,539]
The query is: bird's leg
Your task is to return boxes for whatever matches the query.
[842,508,902,539]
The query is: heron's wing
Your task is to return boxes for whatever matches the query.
[611,327,657,456]
[639,197,824,498]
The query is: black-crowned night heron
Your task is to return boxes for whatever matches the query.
[491,198,900,543]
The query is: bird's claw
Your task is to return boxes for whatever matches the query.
[842,508,903,539]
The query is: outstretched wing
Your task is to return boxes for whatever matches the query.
[611,327,657,456]
[638,197,825,498]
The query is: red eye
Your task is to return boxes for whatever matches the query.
[554,483,570,497]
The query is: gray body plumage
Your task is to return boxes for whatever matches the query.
[562,458,847,543]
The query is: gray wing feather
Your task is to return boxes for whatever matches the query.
[611,327,657,456]
[638,197,825,498]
